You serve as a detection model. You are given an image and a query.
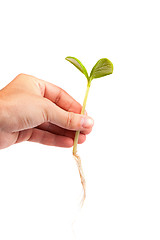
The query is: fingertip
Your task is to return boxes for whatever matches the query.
[78,133,86,144]
[80,126,93,135]
[81,116,94,129]
[65,138,74,148]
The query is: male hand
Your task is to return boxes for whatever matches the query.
[0,74,94,149]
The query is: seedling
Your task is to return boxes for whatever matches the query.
[65,56,113,206]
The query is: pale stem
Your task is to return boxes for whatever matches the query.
[73,82,90,155]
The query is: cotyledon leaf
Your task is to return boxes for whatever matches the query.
[90,58,113,80]
[65,56,89,80]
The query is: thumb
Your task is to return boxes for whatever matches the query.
[46,100,94,131]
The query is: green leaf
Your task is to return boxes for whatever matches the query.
[65,56,89,80]
[90,58,113,80]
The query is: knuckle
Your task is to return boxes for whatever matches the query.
[16,73,26,79]
[54,88,63,105]
[66,111,74,129]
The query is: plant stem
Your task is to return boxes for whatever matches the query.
[73,82,91,155]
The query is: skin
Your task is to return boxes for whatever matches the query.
[0,73,94,150]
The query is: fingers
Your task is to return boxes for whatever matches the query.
[28,129,73,147]
[15,128,86,147]
[36,79,94,131]
[37,122,92,137]
[11,74,82,114]
[46,100,94,131]
[11,74,93,132]
[37,78,82,113]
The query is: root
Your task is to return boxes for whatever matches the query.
[73,152,86,207]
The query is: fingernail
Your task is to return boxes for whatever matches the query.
[81,117,94,128]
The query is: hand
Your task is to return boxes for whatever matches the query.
[0,74,94,149]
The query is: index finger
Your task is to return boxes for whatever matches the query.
[37,79,82,114]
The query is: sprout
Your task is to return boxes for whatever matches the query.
[65,56,113,206]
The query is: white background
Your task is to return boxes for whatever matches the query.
[0,0,160,239]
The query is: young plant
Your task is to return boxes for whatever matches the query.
[65,56,113,206]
